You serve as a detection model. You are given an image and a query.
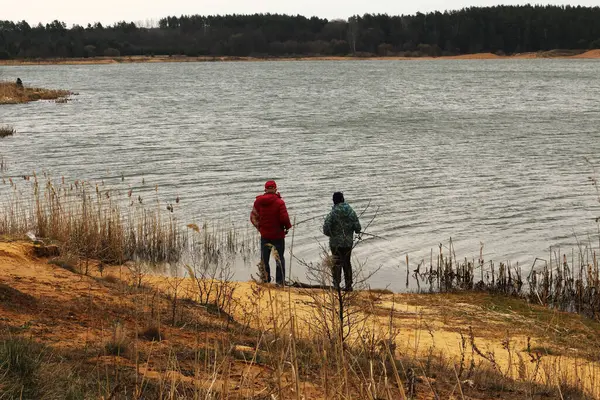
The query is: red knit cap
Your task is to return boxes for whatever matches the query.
[264,180,277,190]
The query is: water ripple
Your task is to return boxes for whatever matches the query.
[1,59,600,290]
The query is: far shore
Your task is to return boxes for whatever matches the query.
[1,49,600,65]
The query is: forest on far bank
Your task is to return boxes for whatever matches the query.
[1,5,600,59]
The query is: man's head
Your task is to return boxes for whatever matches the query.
[333,192,345,205]
[264,180,277,193]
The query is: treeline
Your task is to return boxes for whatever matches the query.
[1,5,600,59]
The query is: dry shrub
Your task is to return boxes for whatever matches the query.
[104,323,130,356]
[0,125,15,138]
[0,174,184,266]
[47,257,79,273]
[0,81,71,104]
[140,323,165,342]
[102,274,120,284]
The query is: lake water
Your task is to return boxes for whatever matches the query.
[1,60,600,291]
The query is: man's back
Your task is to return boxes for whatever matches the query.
[252,192,291,240]
[323,202,361,248]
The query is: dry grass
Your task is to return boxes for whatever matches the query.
[104,323,130,356]
[0,173,183,266]
[0,166,598,398]
[0,239,598,399]
[0,170,256,273]
[140,323,165,342]
[403,235,600,322]
[0,81,71,104]
[0,126,15,138]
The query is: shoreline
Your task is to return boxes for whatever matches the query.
[1,49,599,65]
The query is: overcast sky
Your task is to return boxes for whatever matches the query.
[3,0,598,26]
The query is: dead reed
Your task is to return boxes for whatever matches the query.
[406,238,600,320]
[401,162,600,320]
[184,221,258,267]
[0,173,183,265]
[0,125,15,138]
[0,170,597,398]
[0,81,71,104]
[0,242,596,399]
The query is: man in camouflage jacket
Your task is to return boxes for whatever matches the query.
[323,192,361,291]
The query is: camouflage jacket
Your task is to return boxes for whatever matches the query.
[323,202,361,248]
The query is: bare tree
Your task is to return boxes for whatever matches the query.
[347,16,359,55]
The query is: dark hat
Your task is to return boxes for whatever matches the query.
[333,192,345,205]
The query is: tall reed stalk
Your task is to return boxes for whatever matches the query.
[0,174,183,264]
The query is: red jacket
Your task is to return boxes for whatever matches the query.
[250,192,292,240]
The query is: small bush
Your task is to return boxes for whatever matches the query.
[0,125,15,138]
[102,274,120,284]
[48,258,78,273]
[0,337,45,397]
[0,337,43,380]
[104,325,129,356]
[104,339,128,356]
[0,81,71,104]
[140,324,165,342]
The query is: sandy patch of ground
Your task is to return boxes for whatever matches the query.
[572,49,600,58]
[1,241,599,397]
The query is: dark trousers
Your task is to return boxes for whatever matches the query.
[331,246,353,290]
[260,237,285,284]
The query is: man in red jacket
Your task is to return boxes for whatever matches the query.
[250,180,292,285]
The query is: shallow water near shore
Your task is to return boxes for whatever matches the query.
[1,59,600,291]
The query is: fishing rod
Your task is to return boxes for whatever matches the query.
[293,221,388,242]
[293,198,375,228]
[357,232,389,241]
[293,214,326,227]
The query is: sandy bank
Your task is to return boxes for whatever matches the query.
[0,240,598,398]
[1,50,599,66]
[571,49,600,58]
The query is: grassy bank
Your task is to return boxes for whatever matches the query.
[0,81,71,104]
[0,241,598,399]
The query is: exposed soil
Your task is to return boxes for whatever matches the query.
[0,240,598,398]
